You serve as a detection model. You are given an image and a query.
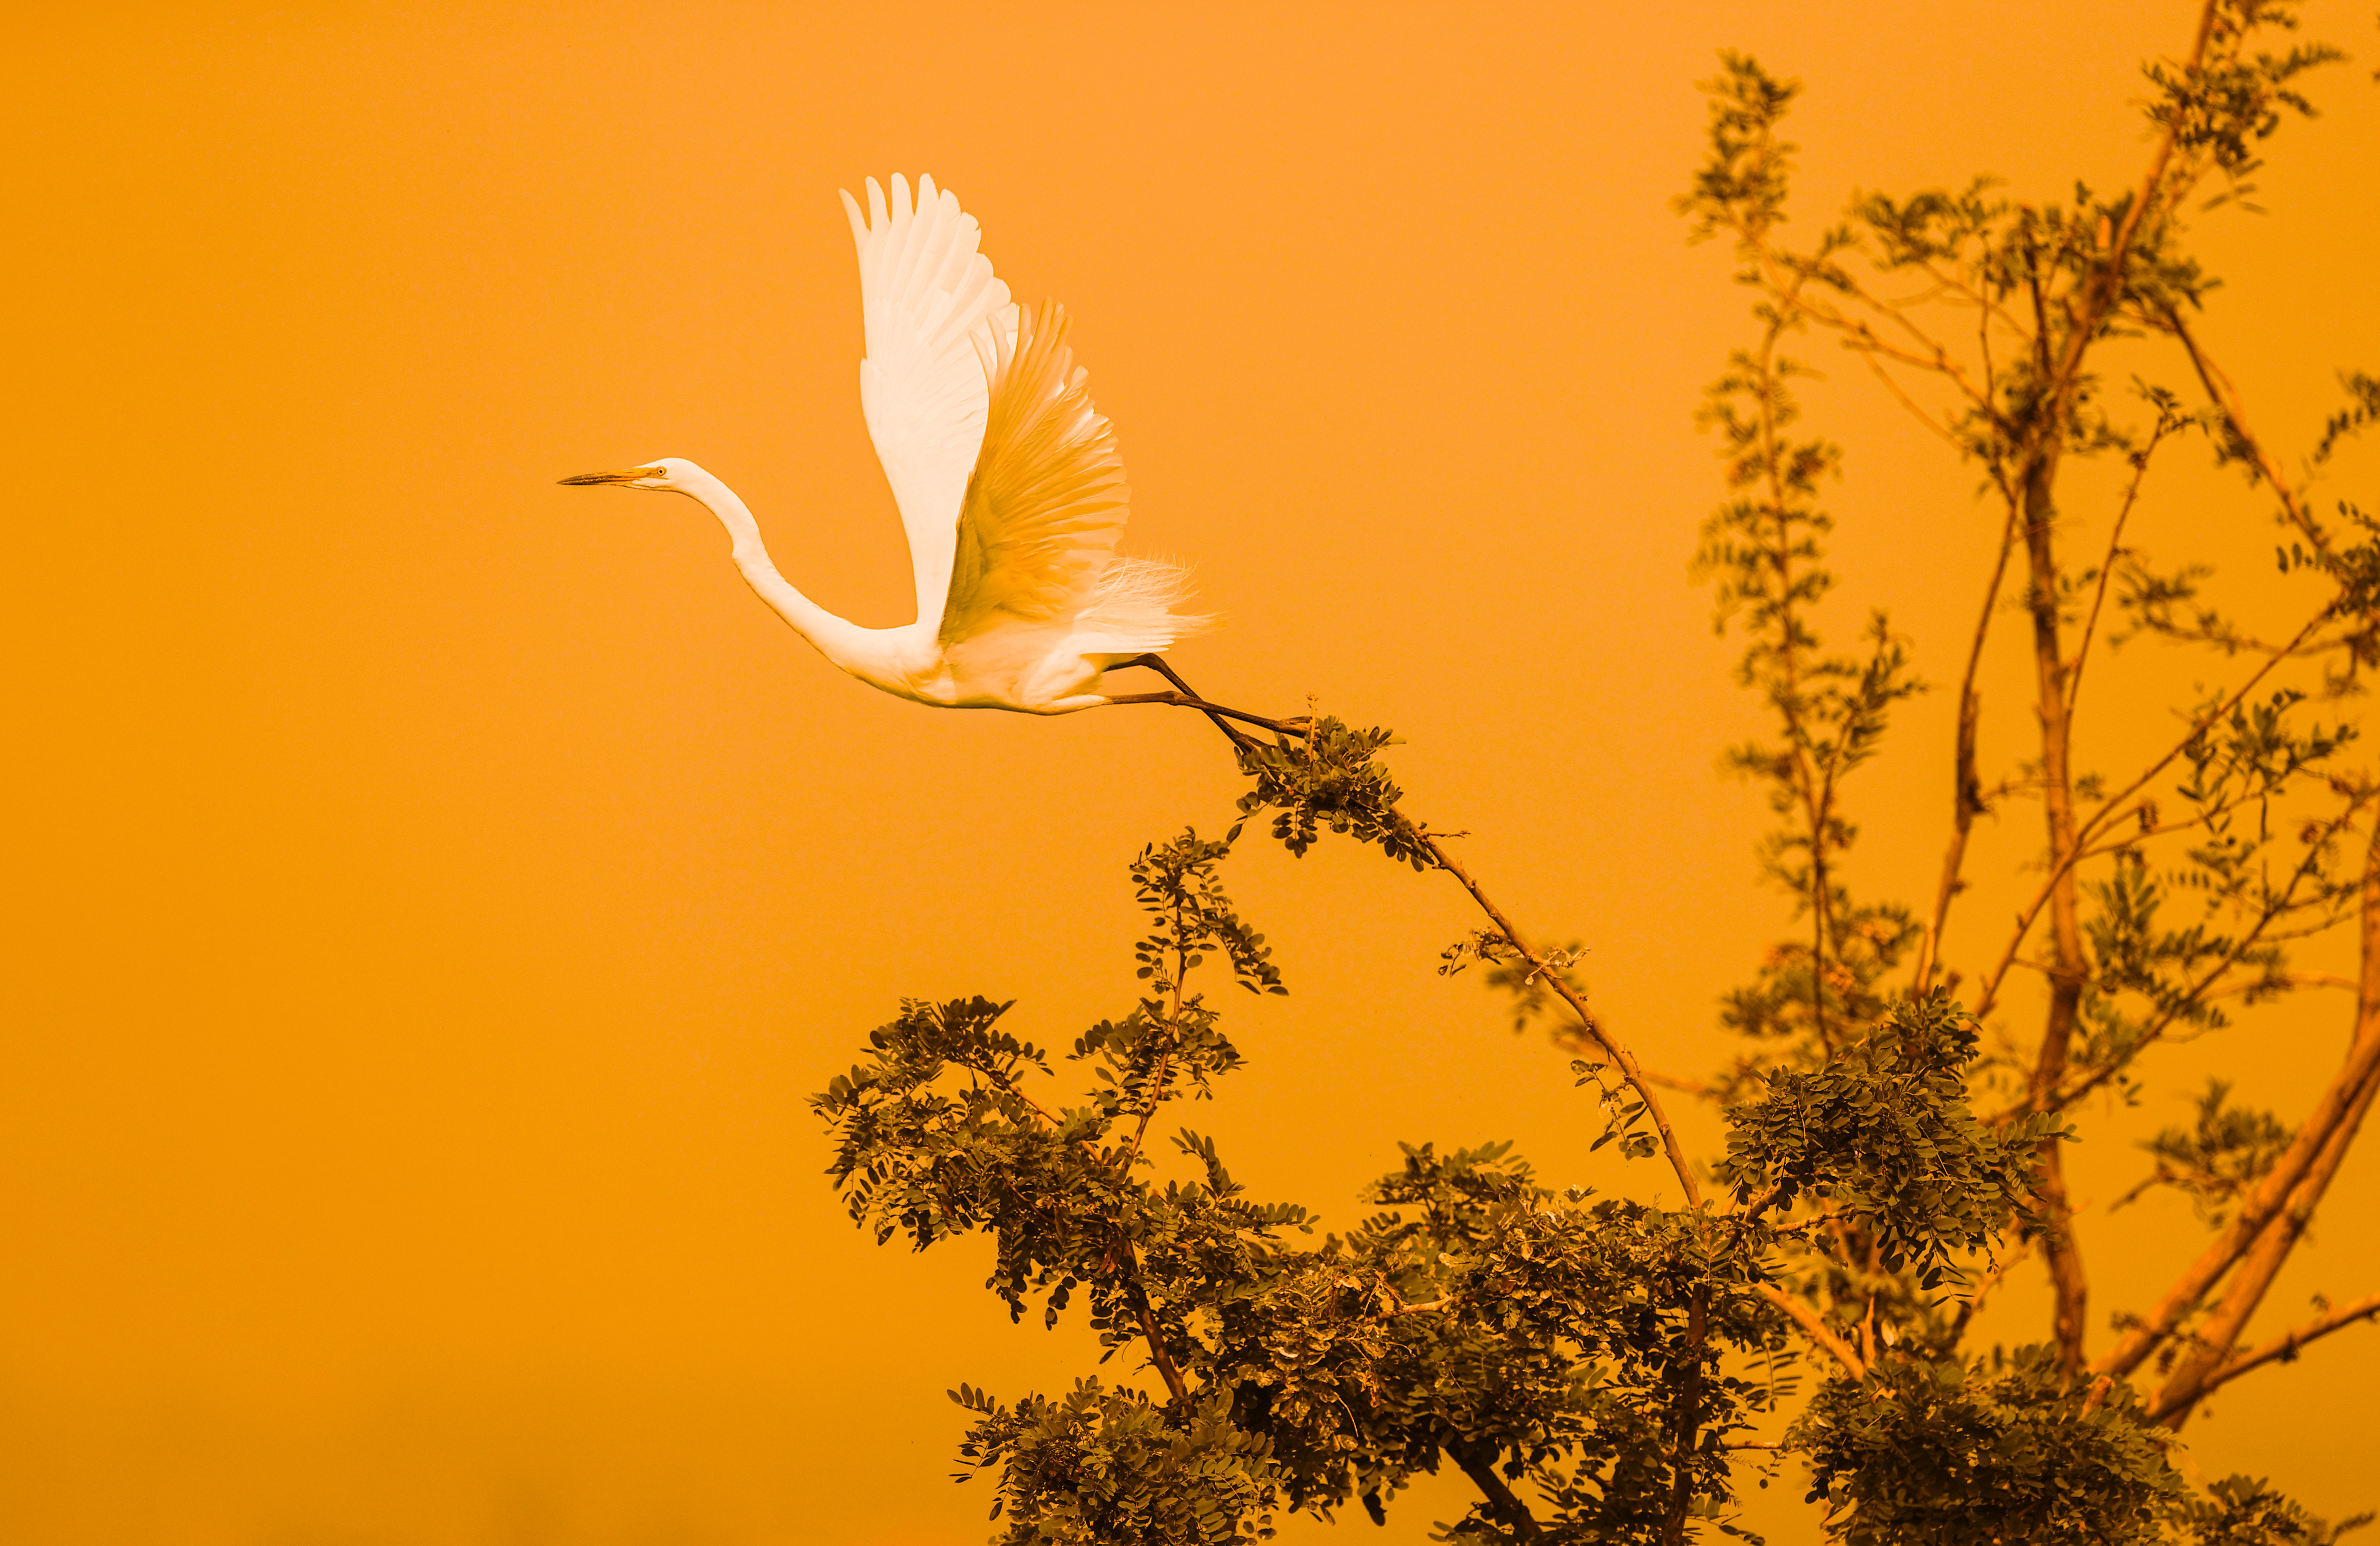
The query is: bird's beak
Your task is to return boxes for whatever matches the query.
[558,465,665,485]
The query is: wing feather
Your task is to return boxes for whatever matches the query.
[840,174,1013,626]
[939,299,1137,647]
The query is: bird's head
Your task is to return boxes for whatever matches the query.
[557,458,692,492]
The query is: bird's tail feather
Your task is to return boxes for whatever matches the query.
[1072,555,1214,653]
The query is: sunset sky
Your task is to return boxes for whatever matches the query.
[11,1,2380,1540]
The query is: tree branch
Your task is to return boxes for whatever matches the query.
[1753,1282,1869,1381]
[1915,495,2021,993]
[2159,303,2332,556]
[2034,0,2218,418]
[2149,1031,2380,1424]
[1424,835,1704,1209]
[2065,427,2170,729]
[2099,822,2380,1382]
[2147,1291,2380,1424]
[1972,608,2330,1020]
[1446,1438,1542,1541]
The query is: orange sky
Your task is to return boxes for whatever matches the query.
[10,2,2380,1540]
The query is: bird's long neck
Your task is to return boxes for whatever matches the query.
[669,466,896,676]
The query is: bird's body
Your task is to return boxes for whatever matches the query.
[566,174,1224,719]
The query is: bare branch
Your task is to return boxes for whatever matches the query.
[2100,824,2380,1382]
[1916,496,2022,993]
[1754,1281,1869,1381]
[1424,835,1704,1209]
[2159,304,2333,557]
[2066,429,2171,728]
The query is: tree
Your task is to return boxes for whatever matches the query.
[811,3,2380,1538]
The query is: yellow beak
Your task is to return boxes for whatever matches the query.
[557,465,665,485]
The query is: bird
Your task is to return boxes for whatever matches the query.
[563,174,1297,745]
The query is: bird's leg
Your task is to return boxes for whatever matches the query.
[1112,656,1310,751]
[1103,689,1314,740]
[1117,652,1213,700]
[1113,654,1257,748]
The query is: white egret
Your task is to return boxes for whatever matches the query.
[564,174,1296,743]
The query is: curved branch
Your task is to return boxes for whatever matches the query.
[2159,304,2333,557]
[1424,835,1703,1208]
[1754,1282,1869,1381]
[2065,428,2169,727]
[1915,495,2022,993]
[2099,823,2380,1382]
[1445,1439,1542,1541]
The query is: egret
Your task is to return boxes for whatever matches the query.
[564,174,1296,744]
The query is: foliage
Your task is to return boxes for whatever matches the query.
[2120,1078,2292,1226]
[1717,994,2057,1287]
[2171,1475,2373,1546]
[952,1382,1281,1546]
[810,5,2380,1540]
[1793,1348,2179,1546]
[1234,717,1434,868]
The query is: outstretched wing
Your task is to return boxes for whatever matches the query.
[939,298,1140,647]
[839,174,1013,627]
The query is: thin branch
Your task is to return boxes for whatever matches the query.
[1749,308,1840,1050]
[1762,260,2007,422]
[1424,835,1702,1208]
[2099,823,2380,1382]
[2018,798,2372,1122]
[2065,431,2169,728]
[2206,972,2359,998]
[2034,0,2219,420]
[1916,496,2022,993]
[1853,346,1966,449]
[2147,1291,2380,1423]
[2159,304,2333,557]
[1754,1282,1869,1381]
[1972,608,2330,1019]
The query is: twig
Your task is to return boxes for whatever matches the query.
[1915,496,2022,993]
[2099,825,2380,1382]
[2159,305,2332,557]
[1754,1282,1869,1381]
[1424,835,1703,1208]
[1950,1236,2036,1343]
[2065,429,2169,729]
[1972,608,2329,1019]
[2146,1291,2380,1424]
